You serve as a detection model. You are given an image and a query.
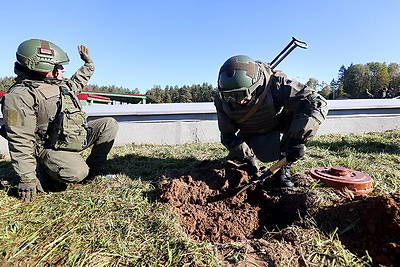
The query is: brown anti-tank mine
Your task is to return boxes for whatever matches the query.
[310,166,373,195]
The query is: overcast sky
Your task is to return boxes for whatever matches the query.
[1,0,399,93]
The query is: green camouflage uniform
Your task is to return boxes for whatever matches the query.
[214,61,328,163]
[1,60,118,190]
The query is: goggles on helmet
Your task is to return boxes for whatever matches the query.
[219,87,251,102]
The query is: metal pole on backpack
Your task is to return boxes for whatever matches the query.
[270,37,308,70]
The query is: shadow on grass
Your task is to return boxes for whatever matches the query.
[1,152,217,196]
[0,159,18,186]
[0,151,238,192]
[105,153,217,181]
[104,153,226,202]
[309,139,400,154]
[0,159,19,197]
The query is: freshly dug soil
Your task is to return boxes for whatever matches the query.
[315,192,400,266]
[158,160,400,266]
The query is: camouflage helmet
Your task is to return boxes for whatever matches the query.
[16,39,69,73]
[217,55,262,102]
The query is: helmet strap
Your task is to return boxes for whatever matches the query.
[14,62,47,80]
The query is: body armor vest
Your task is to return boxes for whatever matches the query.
[216,65,278,134]
[219,88,278,134]
[25,80,89,151]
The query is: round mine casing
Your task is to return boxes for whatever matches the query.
[310,166,373,195]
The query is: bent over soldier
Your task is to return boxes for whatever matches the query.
[214,55,328,188]
[1,39,119,202]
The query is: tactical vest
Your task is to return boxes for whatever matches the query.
[25,80,89,151]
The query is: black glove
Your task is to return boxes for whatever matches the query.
[78,45,93,63]
[286,138,306,164]
[243,156,259,175]
[18,183,37,202]
[227,142,253,162]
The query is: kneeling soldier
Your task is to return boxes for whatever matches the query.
[1,39,119,202]
[214,55,328,187]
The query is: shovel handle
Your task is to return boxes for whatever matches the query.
[255,157,287,181]
[292,37,308,49]
[235,157,288,195]
[270,37,308,69]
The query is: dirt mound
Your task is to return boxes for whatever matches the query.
[158,160,262,243]
[315,192,400,266]
[158,160,400,266]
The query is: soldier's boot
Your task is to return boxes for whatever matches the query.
[36,163,66,192]
[87,168,117,180]
[276,164,294,188]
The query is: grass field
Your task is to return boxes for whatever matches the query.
[0,130,399,266]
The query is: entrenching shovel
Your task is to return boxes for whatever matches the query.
[207,157,288,202]
[270,37,308,70]
[234,157,288,195]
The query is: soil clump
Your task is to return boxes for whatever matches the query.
[158,160,400,266]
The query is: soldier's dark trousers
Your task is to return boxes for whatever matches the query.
[238,130,281,163]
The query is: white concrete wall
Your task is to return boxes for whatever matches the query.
[1,99,400,154]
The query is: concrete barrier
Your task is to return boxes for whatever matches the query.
[1,99,400,154]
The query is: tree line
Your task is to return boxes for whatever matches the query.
[144,83,216,103]
[1,61,400,102]
[310,62,400,99]
[0,76,216,103]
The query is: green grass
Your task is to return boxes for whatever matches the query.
[1,130,399,266]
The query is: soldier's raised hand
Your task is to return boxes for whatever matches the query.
[78,45,93,63]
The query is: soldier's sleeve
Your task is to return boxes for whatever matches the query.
[2,88,38,182]
[272,74,329,143]
[214,96,239,147]
[287,92,328,142]
[68,62,95,94]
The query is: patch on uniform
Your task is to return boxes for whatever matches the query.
[4,109,19,126]
[38,84,59,99]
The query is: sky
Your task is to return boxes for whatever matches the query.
[1,0,400,94]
